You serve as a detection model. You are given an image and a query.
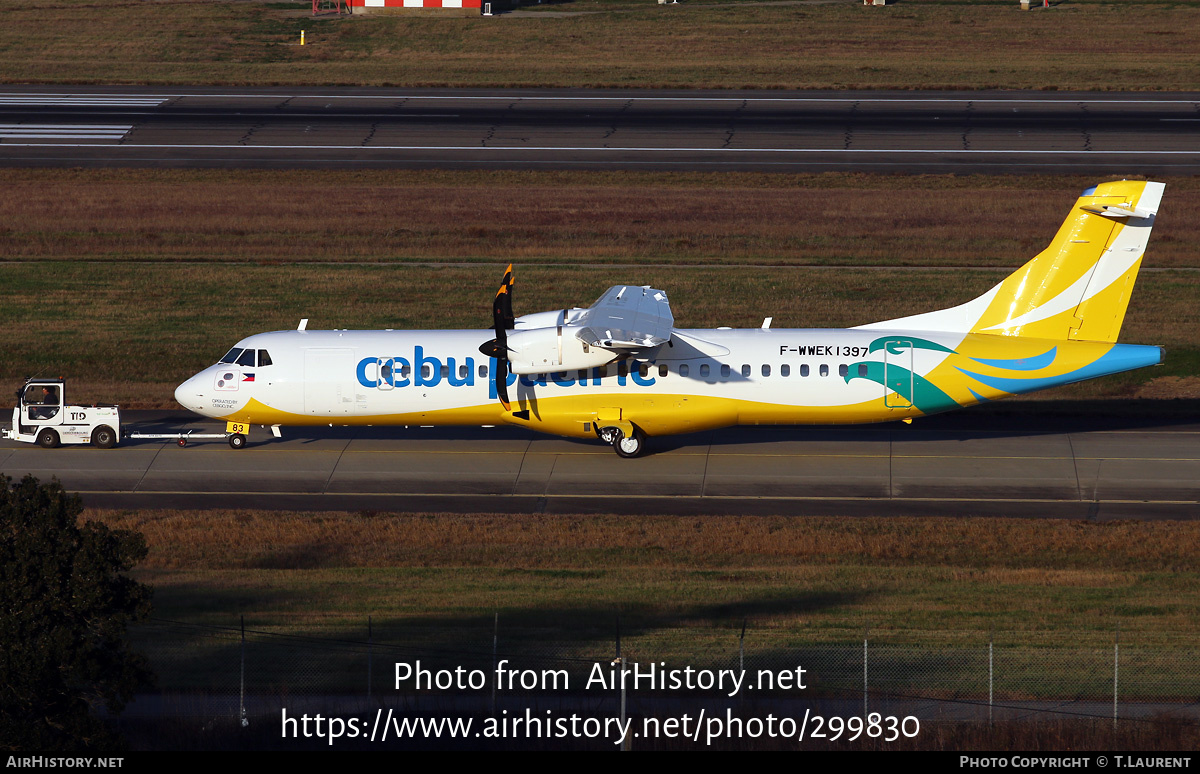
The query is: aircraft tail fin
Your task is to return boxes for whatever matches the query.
[858,180,1163,343]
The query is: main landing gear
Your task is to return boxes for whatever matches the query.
[597,425,648,458]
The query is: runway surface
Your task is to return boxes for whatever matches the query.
[3,409,1197,518]
[1,86,1199,172]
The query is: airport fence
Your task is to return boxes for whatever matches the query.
[125,617,1200,726]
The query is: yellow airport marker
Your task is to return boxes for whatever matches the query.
[301,30,306,45]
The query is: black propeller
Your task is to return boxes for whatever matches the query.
[478,264,515,411]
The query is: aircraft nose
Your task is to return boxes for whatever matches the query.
[175,373,205,412]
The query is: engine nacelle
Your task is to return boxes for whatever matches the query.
[506,326,617,375]
[514,308,585,330]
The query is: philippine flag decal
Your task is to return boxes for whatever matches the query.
[243,373,255,382]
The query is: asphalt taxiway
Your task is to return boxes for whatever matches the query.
[2,409,1197,518]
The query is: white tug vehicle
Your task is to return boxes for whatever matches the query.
[3,377,120,449]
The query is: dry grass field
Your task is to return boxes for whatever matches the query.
[4,170,1200,268]
[0,0,1198,90]
[93,508,1200,644]
[1,170,1196,406]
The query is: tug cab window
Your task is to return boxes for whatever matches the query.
[24,385,60,421]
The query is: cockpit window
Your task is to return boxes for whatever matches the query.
[236,349,256,367]
[220,347,244,364]
[258,350,272,367]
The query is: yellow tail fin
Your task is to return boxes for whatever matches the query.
[861,180,1163,343]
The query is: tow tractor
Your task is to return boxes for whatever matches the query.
[3,378,236,448]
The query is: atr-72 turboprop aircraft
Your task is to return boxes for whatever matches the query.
[175,180,1165,457]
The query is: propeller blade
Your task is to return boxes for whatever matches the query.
[495,354,511,412]
[494,263,515,331]
[488,264,515,412]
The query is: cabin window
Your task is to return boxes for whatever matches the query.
[858,364,869,377]
[421,364,432,380]
[700,364,710,378]
[762,364,771,377]
[741,364,751,378]
[781,364,790,377]
[639,363,649,378]
[236,349,256,367]
[258,350,273,367]
[659,364,668,378]
[401,364,411,379]
[720,364,731,378]
[618,362,628,378]
[820,364,829,377]
[381,362,393,382]
[679,364,689,377]
[459,364,468,379]
[578,369,588,381]
[440,365,450,379]
[839,364,848,378]
[479,364,488,378]
[800,364,810,377]
[219,347,243,364]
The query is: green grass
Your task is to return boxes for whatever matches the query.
[1,0,1199,89]
[97,510,1200,668]
[100,509,1200,706]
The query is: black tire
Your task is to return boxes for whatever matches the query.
[177,438,187,447]
[613,426,647,459]
[228,433,247,450]
[92,425,117,449]
[37,428,60,449]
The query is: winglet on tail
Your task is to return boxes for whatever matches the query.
[859,180,1164,343]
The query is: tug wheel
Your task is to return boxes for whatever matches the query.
[37,428,60,449]
[92,425,117,449]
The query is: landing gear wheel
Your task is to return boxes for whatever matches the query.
[92,425,117,449]
[228,433,247,450]
[613,427,647,459]
[37,428,60,449]
[177,438,187,447]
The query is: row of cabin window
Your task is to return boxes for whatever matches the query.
[380,362,871,381]
[219,348,274,368]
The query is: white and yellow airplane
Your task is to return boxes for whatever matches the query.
[175,180,1165,457]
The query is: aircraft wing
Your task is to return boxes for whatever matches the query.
[574,285,674,350]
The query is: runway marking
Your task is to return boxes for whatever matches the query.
[3,142,1199,155]
[0,97,165,106]
[3,92,1197,105]
[0,124,133,141]
[68,489,1200,504]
